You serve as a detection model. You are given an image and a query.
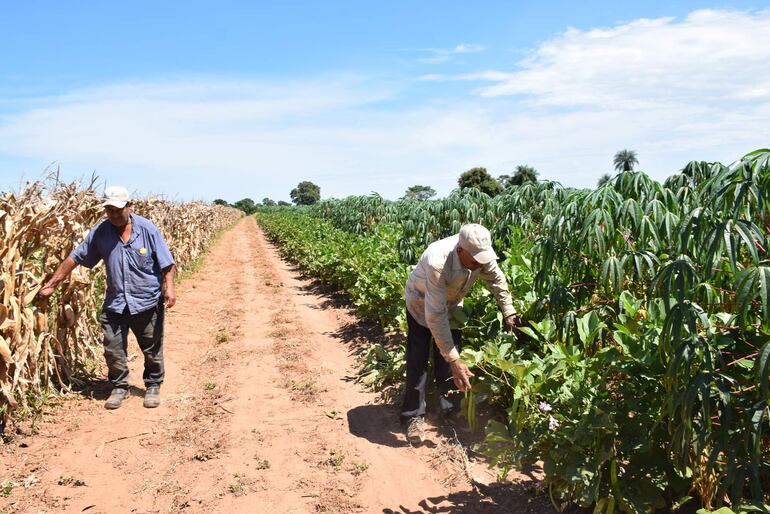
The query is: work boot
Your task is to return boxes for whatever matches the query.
[406,416,425,446]
[143,385,161,408]
[104,388,128,410]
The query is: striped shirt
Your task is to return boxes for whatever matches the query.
[405,234,515,362]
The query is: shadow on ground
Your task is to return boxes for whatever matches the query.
[76,379,146,401]
[285,265,348,309]
[347,404,436,449]
[381,480,573,513]
[294,274,350,310]
[281,256,578,514]
[293,273,400,359]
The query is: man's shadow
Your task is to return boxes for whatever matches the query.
[381,480,570,513]
[347,404,437,449]
[77,379,145,401]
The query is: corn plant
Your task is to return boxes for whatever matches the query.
[0,178,242,427]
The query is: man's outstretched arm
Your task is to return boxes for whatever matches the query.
[39,257,79,298]
[479,261,522,330]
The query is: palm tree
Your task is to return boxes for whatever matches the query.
[597,173,612,187]
[504,165,539,187]
[613,149,639,172]
[515,165,538,183]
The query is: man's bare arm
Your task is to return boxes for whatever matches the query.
[162,264,176,308]
[39,257,78,299]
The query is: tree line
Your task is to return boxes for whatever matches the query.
[411,149,639,199]
[214,181,322,214]
[217,149,639,213]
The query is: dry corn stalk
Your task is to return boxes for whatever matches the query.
[0,178,242,429]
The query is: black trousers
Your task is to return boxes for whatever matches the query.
[400,309,461,420]
[99,302,165,389]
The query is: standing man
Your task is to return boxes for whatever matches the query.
[402,223,520,445]
[39,186,176,409]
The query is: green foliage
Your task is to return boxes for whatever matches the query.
[458,167,503,197]
[262,197,276,206]
[501,165,539,188]
[358,342,406,394]
[261,148,770,513]
[401,185,436,201]
[310,188,504,264]
[614,149,639,172]
[255,210,409,388]
[290,180,321,205]
[213,198,229,206]
[598,173,612,187]
[232,198,257,214]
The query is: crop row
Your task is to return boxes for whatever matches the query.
[258,149,769,513]
[254,211,409,392]
[0,179,243,427]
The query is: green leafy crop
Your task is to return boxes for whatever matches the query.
[257,148,770,513]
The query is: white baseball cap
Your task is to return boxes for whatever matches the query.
[102,186,130,208]
[458,223,497,264]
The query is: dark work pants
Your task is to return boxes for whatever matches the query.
[400,310,462,420]
[99,302,165,390]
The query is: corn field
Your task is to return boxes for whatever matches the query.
[0,179,242,427]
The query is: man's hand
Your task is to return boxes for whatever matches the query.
[162,264,176,309]
[449,359,475,392]
[37,257,78,302]
[164,286,177,309]
[504,313,523,332]
[38,284,56,300]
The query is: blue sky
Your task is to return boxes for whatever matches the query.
[1,1,769,202]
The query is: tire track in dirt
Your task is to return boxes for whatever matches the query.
[1,217,546,514]
[198,218,466,513]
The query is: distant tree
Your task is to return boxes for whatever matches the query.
[402,185,436,201]
[233,198,257,214]
[613,149,639,172]
[597,173,612,187]
[262,197,276,206]
[290,181,321,205]
[277,200,291,207]
[458,167,502,197]
[213,198,229,206]
[505,165,539,187]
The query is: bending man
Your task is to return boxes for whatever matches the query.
[402,223,519,444]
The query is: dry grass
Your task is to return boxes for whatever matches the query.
[0,178,242,427]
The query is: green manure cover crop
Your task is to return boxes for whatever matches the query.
[258,148,770,513]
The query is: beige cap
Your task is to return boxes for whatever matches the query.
[458,223,497,264]
[102,186,130,208]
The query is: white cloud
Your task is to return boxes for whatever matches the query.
[1,10,769,201]
[0,77,409,201]
[414,9,770,185]
[417,70,513,82]
[452,44,484,54]
[417,43,485,64]
[469,9,770,108]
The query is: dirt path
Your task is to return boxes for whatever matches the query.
[1,218,547,514]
